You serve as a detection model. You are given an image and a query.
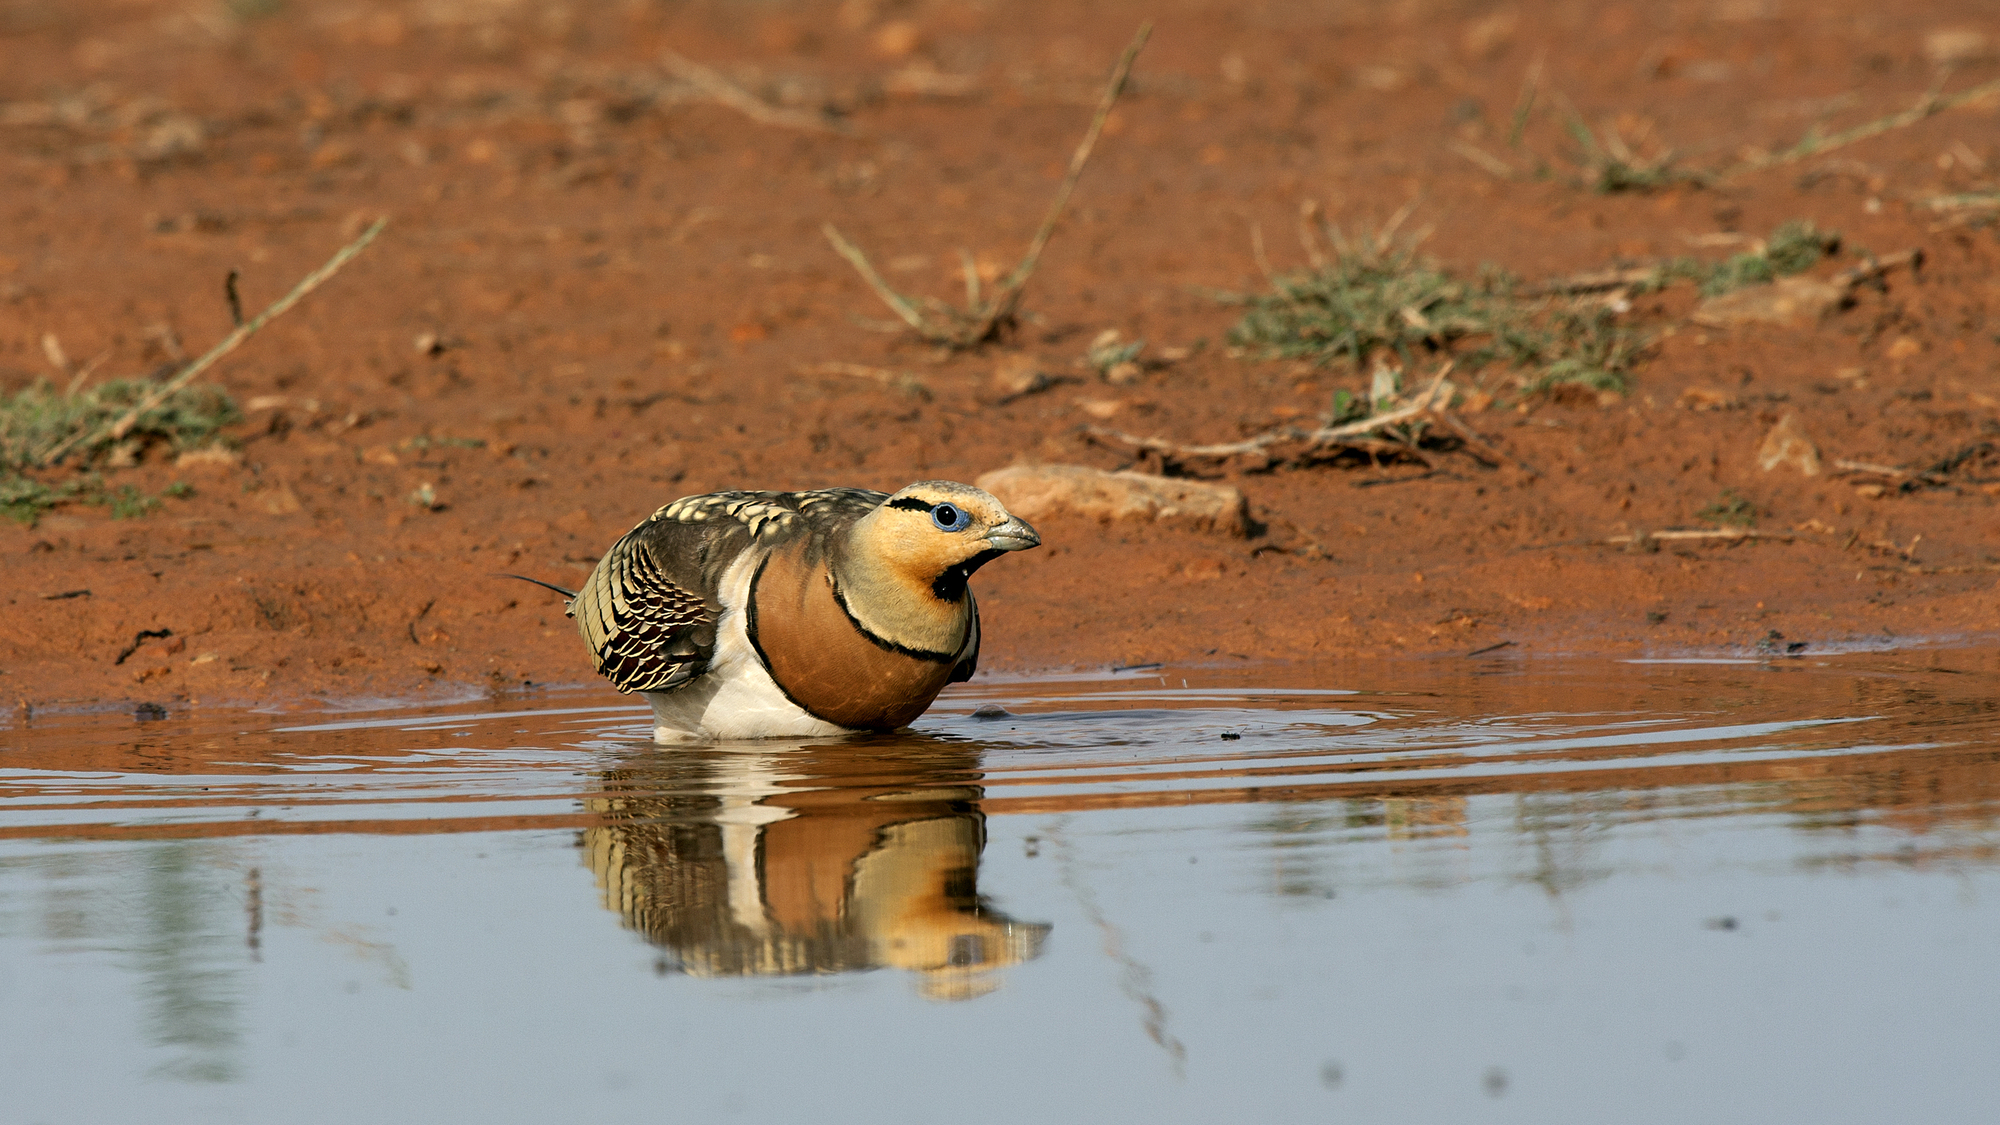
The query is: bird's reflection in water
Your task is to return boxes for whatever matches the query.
[583,736,1049,1000]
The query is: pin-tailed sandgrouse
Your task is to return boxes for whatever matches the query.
[565,481,1039,742]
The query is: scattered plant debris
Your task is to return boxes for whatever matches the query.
[824,24,1150,347]
[1671,221,1840,297]
[1085,329,1146,381]
[2,218,385,526]
[1088,365,1536,478]
[0,377,230,525]
[1223,216,1644,397]
[2,379,240,469]
[1454,68,2000,191]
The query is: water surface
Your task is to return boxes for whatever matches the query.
[5,651,1999,1123]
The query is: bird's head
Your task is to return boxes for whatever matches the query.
[851,480,1040,602]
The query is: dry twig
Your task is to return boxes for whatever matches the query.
[39,218,388,466]
[1603,528,1795,546]
[1528,265,1668,296]
[796,361,930,399]
[1081,366,1536,476]
[1834,458,1918,478]
[823,23,1152,347]
[1531,247,1918,300]
[662,51,853,134]
[1830,248,1922,288]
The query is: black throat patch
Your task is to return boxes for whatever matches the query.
[932,549,1004,602]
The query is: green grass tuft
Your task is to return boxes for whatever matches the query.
[1646,221,1842,297]
[1696,489,1758,527]
[1225,237,1643,398]
[2,378,240,471]
[0,378,238,526]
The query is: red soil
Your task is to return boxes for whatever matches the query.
[2,0,1997,713]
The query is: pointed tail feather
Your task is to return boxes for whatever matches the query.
[493,573,578,602]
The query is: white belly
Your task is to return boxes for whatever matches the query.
[640,550,851,744]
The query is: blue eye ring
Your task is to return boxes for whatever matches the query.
[931,503,969,532]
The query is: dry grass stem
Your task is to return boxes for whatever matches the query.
[1604,528,1795,545]
[1718,76,2000,182]
[824,23,1152,347]
[1532,242,1913,302]
[1831,248,1922,287]
[1835,459,1914,477]
[1529,265,1671,296]
[39,217,388,466]
[662,51,854,135]
[797,361,930,398]
[1448,139,1522,180]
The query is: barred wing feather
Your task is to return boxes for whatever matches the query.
[574,536,712,693]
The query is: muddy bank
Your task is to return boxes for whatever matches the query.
[2,0,1997,711]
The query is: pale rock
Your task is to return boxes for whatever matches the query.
[261,484,303,514]
[1677,386,1736,411]
[871,19,922,59]
[1925,29,1991,64]
[976,463,1249,536]
[1691,276,1846,328]
[990,352,1051,398]
[175,446,240,471]
[1756,413,1822,476]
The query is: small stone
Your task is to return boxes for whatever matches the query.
[1677,386,1736,411]
[1182,557,1227,580]
[1925,28,1991,64]
[261,485,303,515]
[1756,413,1821,476]
[1691,276,1846,328]
[871,19,922,59]
[990,352,1051,398]
[976,463,1250,536]
[174,445,240,471]
[1105,360,1143,385]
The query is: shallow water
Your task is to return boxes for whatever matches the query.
[5,651,2000,1123]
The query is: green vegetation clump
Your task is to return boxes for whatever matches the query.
[1,378,239,468]
[0,378,236,526]
[1225,239,1642,396]
[1225,218,1842,403]
[1563,116,1697,195]
[1663,221,1840,297]
[1695,489,1758,527]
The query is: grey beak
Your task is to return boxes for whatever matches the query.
[984,515,1041,552]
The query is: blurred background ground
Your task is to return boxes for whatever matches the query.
[1,0,1996,710]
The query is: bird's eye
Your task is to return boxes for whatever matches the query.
[931,503,968,531]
